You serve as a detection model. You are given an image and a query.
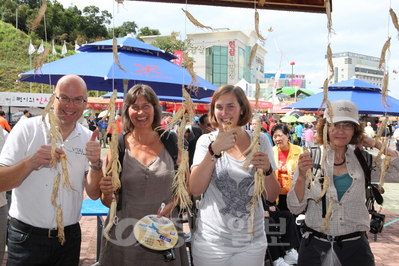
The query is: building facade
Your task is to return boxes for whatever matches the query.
[141,29,267,88]
[325,52,384,87]
[264,73,307,89]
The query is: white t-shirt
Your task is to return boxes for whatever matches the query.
[0,129,7,208]
[192,130,277,247]
[394,128,399,144]
[0,116,92,228]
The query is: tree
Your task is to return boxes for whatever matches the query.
[150,31,193,55]
[79,6,112,40]
[136,26,160,41]
[15,0,41,9]
[112,21,138,37]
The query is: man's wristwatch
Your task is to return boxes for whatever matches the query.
[89,159,103,170]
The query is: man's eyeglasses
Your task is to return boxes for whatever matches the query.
[330,123,355,131]
[56,95,87,105]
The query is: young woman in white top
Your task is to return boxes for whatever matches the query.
[189,85,280,266]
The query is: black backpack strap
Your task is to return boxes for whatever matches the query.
[158,130,178,170]
[118,132,127,169]
[354,147,371,185]
[116,132,128,211]
[354,147,383,205]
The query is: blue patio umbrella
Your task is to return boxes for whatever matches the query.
[78,37,176,61]
[18,38,217,100]
[100,92,124,98]
[283,90,399,116]
[326,78,381,91]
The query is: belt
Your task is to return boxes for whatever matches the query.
[303,224,365,244]
[9,217,79,238]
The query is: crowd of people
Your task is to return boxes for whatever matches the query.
[0,77,398,266]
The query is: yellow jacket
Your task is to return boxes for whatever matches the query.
[272,143,303,194]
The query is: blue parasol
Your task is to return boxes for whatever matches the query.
[18,37,217,100]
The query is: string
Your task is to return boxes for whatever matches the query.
[384,0,392,117]
[112,0,116,94]
[42,0,53,93]
[184,0,188,96]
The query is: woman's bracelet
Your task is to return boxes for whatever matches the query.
[208,141,222,161]
[263,166,274,176]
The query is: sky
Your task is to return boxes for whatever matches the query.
[57,0,399,100]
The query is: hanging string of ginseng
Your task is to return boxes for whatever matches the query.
[325,0,334,37]
[182,8,213,31]
[31,1,49,73]
[242,82,266,235]
[377,37,391,108]
[102,90,122,240]
[254,10,266,45]
[390,8,399,39]
[33,0,73,242]
[42,95,73,245]
[311,0,336,232]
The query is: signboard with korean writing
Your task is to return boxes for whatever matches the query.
[0,92,52,107]
[228,41,236,79]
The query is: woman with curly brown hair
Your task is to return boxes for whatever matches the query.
[288,100,399,266]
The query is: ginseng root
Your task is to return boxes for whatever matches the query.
[60,153,73,190]
[315,176,329,202]
[321,198,334,232]
[172,150,192,215]
[103,196,117,240]
[56,206,66,245]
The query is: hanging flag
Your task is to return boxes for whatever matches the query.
[173,50,184,66]
[75,41,80,53]
[52,40,56,56]
[61,41,67,56]
[37,40,44,54]
[28,40,36,55]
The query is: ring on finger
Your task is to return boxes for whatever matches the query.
[233,133,237,139]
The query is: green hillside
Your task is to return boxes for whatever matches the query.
[0,20,76,94]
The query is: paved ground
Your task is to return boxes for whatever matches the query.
[2,142,399,266]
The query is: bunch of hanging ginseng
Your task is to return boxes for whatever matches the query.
[102,90,122,240]
[170,88,194,215]
[42,94,73,245]
[241,82,266,236]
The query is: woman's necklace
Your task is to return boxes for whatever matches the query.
[334,158,346,166]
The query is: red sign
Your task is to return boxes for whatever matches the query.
[229,41,236,56]
[173,50,184,66]
[248,99,273,109]
[271,102,292,113]
[87,99,124,110]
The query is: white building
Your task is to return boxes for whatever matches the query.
[141,29,267,89]
[325,52,384,87]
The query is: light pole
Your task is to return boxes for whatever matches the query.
[290,62,296,102]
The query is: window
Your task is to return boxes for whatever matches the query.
[205,46,228,87]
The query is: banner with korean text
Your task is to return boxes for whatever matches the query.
[0,92,52,107]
